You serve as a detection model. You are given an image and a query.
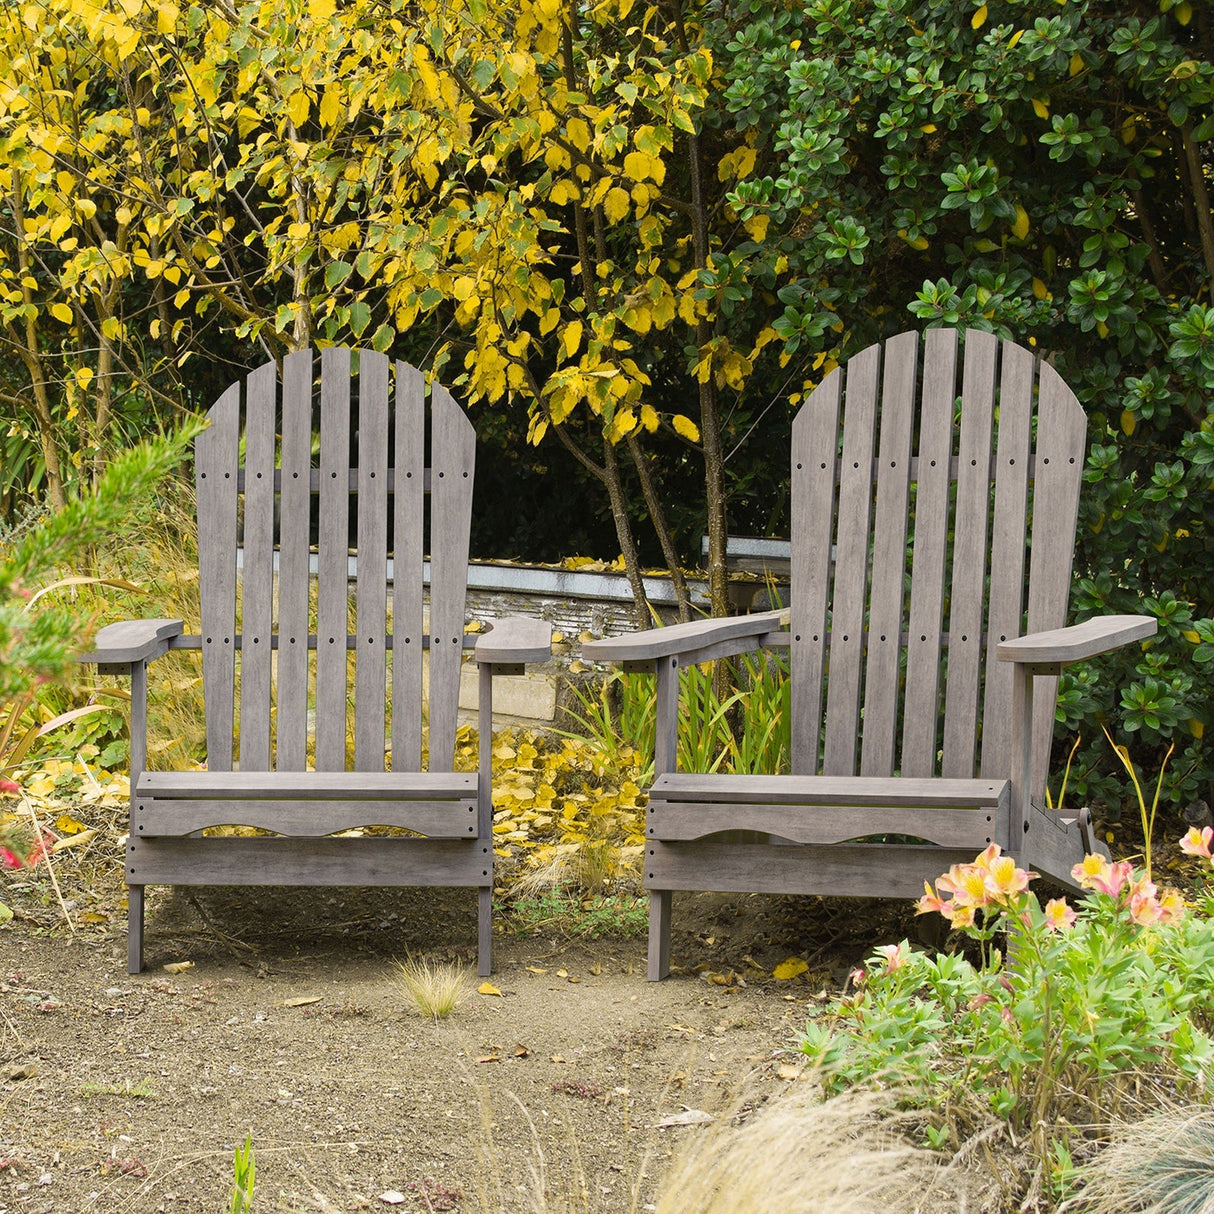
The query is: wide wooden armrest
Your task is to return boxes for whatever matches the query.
[996,614,1157,666]
[474,617,552,665]
[581,608,790,663]
[79,618,185,666]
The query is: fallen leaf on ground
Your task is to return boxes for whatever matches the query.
[777,1064,801,1081]
[379,1192,405,1205]
[773,957,809,981]
[478,981,502,997]
[162,962,193,974]
[279,996,321,1007]
[655,1107,714,1128]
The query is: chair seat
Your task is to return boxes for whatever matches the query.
[133,771,479,838]
[648,772,1009,848]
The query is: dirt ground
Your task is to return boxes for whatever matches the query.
[0,855,924,1214]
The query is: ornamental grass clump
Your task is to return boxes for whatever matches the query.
[799,840,1214,1206]
[393,956,475,1020]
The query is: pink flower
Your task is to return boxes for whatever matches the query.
[0,777,18,795]
[1156,887,1186,925]
[983,854,1037,904]
[1180,826,1214,861]
[1,847,22,870]
[1128,876,1164,926]
[1043,898,1077,931]
[877,943,908,973]
[917,880,949,917]
[1071,854,1133,898]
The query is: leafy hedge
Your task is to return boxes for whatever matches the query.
[719,0,1214,813]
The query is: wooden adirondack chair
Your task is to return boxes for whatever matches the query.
[583,327,1156,980]
[84,348,549,975]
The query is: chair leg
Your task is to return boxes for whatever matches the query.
[648,889,672,981]
[477,886,493,977]
[127,885,145,974]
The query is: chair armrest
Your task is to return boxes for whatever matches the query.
[581,608,790,663]
[474,617,552,665]
[996,614,1157,666]
[79,618,185,666]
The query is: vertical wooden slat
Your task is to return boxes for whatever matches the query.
[859,331,917,777]
[790,369,842,774]
[354,351,390,772]
[427,384,475,771]
[822,344,880,776]
[941,330,998,778]
[1024,363,1087,796]
[392,361,426,772]
[900,327,958,777]
[980,341,1034,779]
[196,381,240,771]
[238,361,276,772]
[315,347,352,771]
[276,350,314,771]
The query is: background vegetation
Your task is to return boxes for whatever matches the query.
[0,0,1210,810]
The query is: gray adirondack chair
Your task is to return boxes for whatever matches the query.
[84,348,549,975]
[584,328,1155,980]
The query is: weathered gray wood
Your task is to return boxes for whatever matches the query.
[427,384,475,771]
[354,351,390,772]
[1024,363,1088,797]
[127,882,144,974]
[133,799,478,839]
[475,617,554,664]
[901,327,957,776]
[83,618,184,664]
[138,770,476,798]
[239,359,276,772]
[645,841,988,899]
[316,347,353,771]
[654,657,679,776]
[649,890,672,981]
[823,342,879,776]
[126,836,491,887]
[860,330,917,776]
[647,800,1006,849]
[941,330,997,778]
[392,361,426,772]
[1023,797,1090,889]
[652,772,1007,805]
[980,339,1034,778]
[275,349,314,771]
[790,369,841,773]
[583,610,786,663]
[196,380,240,770]
[997,615,1157,664]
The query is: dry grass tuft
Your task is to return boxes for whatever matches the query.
[652,1087,977,1214]
[392,956,475,1020]
[1061,1102,1214,1214]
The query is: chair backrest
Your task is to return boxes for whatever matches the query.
[194,347,474,774]
[789,328,1086,793]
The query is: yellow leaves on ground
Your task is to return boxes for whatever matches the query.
[773,957,809,981]
[457,724,647,885]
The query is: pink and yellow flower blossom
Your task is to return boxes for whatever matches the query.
[876,942,909,973]
[1071,854,1133,898]
[983,854,1037,903]
[1180,826,1214,861]
[1043,898,1077,931]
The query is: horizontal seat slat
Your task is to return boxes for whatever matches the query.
[647,799,1006,849]
[127,836,491,887]
[134,799,478,839]
[650,773,1007,808]
[646,841,993,900]
[137,771,476,800]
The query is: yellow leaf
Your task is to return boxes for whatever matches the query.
[1069,51,1084,77]
[1176,1,1192,25]
[1190,719,1204,739]
[743,213,770,241]
[1008,28,1024,47]
[603,187,630,224]
[50,302,73,324]
[1032,97,1050,120]
[157,2,179,33]
[1120,409,1136,436]
[1032,277,1048,299]
[478,981,503,997]
[287,89,309,129]
[563,320,583,359]
[672,414,700,442]
[773,957,809,981]
[55,812,86,835]
[1010,205,1029,240]
[640,403,660,432]
[319,86,342,129]
[971,5,987,30]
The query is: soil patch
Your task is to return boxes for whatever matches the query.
[1,873,921,1214]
